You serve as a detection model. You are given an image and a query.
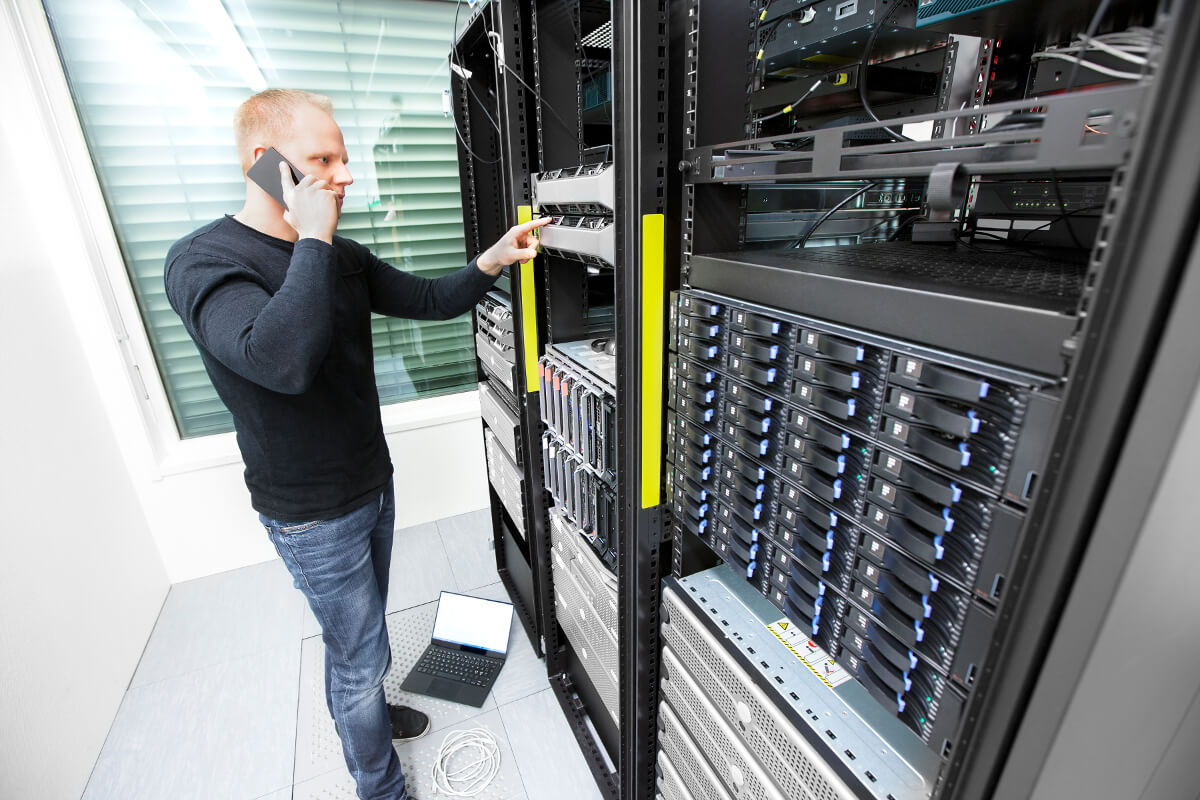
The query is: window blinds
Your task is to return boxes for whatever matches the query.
[43,0,475,437]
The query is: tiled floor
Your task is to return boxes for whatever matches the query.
[83,509,604,800]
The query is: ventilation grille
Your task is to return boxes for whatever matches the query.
[662,588,851,800]
[661,646,788,800]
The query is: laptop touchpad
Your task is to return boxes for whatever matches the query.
[430,677,467,701]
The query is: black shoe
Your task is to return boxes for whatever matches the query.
[388,704,431,743]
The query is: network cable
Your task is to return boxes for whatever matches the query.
[432,727,502,796]
[1031,14,1158,87]
[449,0,503,165]
[754,79,823,124]
[484,28,579,141]
[752,0,912,141]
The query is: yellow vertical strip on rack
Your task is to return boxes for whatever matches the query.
[641,214,666,509]
[517,205,539,392]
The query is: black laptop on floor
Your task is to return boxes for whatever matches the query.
[400,591,514,707]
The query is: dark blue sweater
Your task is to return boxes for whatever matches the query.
[164,215,496,521]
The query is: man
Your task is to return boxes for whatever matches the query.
[164,88,548,800]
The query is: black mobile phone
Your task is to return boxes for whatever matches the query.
[246,147,306,209]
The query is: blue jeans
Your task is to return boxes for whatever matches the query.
[260,479,407,800]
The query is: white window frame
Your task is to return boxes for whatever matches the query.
[10,0,482,478]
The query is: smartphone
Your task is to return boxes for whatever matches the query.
[246,147,306,209]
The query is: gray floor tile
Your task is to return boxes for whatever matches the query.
[437,509,500,592]
[83,646,300,800]
[473,582,550,706]
[293,708,527,800]
[253,789,293,800]
[301,521,454,638]
[294,601,497,784]
[500,689,606,800]
[133,559,304,688]
[386,522,455,615]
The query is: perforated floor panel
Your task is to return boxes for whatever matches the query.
[293,600,526,799]
[293,707,526,800]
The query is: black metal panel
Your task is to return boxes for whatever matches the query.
[544,255,593,342]
[690,247,1079,375]
[679,0,757,287]
[531,0,586,170]
[497,510,541,655]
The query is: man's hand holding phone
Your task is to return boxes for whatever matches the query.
[278,162,339,245]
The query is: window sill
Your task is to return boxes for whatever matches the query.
[154,388,482,478]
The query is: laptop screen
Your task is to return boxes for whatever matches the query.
[431,591,514,655]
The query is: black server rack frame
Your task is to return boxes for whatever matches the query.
[613,1,679,799]
[525,2,621,797]
[667,1,1190,799]
[522,1,681,798]
[453,0,555,661]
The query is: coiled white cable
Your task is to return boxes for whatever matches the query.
[431,727,501,797]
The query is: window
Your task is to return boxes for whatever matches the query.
[43,0,475,437]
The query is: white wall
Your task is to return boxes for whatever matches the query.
[0,12,169,800]
[5,0,491,584]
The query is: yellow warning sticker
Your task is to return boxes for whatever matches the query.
[766,618,852,690]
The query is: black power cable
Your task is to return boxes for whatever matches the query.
[797,183,877,248]
[448,0,504,165]
[858,0,912,142]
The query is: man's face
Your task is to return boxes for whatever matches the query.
[277,104,354,216]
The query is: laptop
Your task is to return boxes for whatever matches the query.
[400,591,514,707]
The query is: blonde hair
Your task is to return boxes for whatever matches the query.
[233,89,334,171]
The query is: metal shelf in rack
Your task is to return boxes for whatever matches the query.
[688,242,1086,375]
[683,83,1148,186]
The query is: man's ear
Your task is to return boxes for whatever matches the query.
[251,145,268,163]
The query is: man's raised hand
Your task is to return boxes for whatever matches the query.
[476,217,553,275]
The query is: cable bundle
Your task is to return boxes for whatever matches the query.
[1032,26,1158,81]
[432,727,502,797]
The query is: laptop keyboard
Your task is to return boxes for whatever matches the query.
[416,648,502,687]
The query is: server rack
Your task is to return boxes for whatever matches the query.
[455,2,677,798]
[529,1,676,797]
[455,2,1200,799]
[659,2,1200,800]
[452,0,553,660]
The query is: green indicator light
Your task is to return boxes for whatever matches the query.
[856,474,863,481]
[989,465,997,473]
[927,696,932,703]
[920,716,926,724]
[861,448,868,455]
